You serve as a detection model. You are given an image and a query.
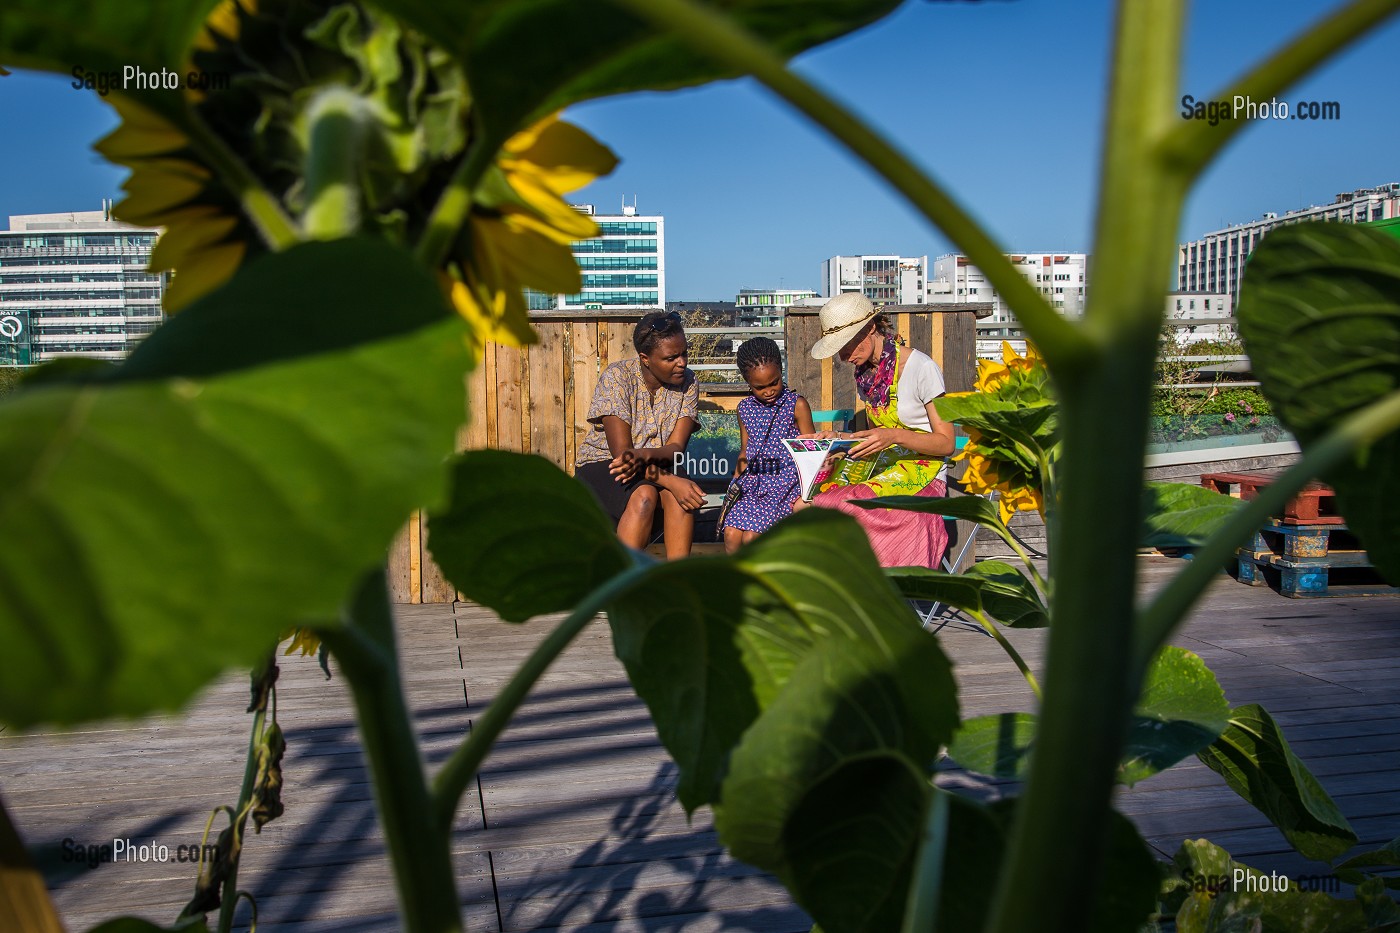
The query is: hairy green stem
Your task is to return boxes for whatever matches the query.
[1136,390,1400,676]
[985,3,1187,931]
[604,0,1088,370]
[177,110,301,252]
[302,89,368,240]
[902,789,951,933]
[209,658,272,933]
[1161,0,1400,180]
[432,559,653,833]
[416,116,505,270]
[323,571,462,933]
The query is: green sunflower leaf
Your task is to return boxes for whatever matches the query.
[426,451,631,623]
[1141,481,1245,548]
[1237,222,1400,585]
[1197,703,1358,862]
[0,240,470,728]
[365,0,903,142]
[947,648,1227,786]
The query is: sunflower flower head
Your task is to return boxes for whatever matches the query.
[94,0,616,347]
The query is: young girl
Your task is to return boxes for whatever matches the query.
[720,337,815,553]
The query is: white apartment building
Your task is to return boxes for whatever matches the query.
[529,202,665,312]
[734,287,818,328]
[1166,291,1234,344]
[1178,183,1400,301]
[820,255,928,305]
[0,206,164,365]
[931,252,1088,322]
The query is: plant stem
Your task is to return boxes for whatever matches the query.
[177,110,302,252]
[432,559,653,833]
[1136,389,1400,676]
[603,0,1089,371]
[0,793,64,933]
[302,88,368,240]
[416,117,505,270]
[901,789,950,933]
[323,570,462,933]
[974,611,1042,703]
[1160,0,1400,181]
[211,658,272,933]
[985,3,1187,932]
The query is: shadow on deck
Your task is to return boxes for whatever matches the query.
[3,559,1398,930]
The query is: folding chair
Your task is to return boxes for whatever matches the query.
[810,408,854,432]
[910,436,994,637]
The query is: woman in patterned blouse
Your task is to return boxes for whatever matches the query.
[575,311,706,558]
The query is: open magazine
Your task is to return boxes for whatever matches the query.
[781,438,859,501]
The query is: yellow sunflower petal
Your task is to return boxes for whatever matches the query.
[494,217,584,293]
[282,627,321,658]
[502,115,618,195]
[96,97,190,160]
[115,162,211,225]
[502,175,601,242]
[162,240,246,313]
[193,0,250,52]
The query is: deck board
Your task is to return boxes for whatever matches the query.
[3,557,1397,929]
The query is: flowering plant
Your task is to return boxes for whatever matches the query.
[939,342,1058,525]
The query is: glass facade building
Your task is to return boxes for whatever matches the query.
[528,205,665,311]
[0,209,165,366]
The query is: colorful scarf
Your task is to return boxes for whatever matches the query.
[854,335,898,409]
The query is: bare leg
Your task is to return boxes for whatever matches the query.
[658,487,696,560]
[741,530,761,547]
[723,525,745,555]
[616,484,660,549]
[791,498,812,512]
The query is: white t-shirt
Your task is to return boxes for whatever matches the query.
[895,348,946,430]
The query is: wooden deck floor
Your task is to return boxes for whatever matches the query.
[3,558,1398,931]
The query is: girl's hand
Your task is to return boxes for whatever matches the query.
[848,427,904,459]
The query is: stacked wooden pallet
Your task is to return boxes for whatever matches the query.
[1200,471,1398,599]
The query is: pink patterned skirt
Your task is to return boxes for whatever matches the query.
[810,479,949,568]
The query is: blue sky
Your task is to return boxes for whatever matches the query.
[2,0,1397,299]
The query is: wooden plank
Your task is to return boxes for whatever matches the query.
[562,324,576,473]
[909,310,933,359]
[819,355,833,410]
[926,308,945,369]
[495,343,525,453]
[407,509,422,604]
[571,322,599,472]
[386,520,414,604]
[528,322,567,468]
[943,310,977,394]
[419,509,457,604]
[604,320,632,371]
[483,340,500,449]
[782,312,822,410]
[831,346,856,414]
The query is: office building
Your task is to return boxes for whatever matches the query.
[931,252,1088,322]
[529,202,665,312]
[734,287,818,328]
[0,206,164,365]
[820,255,928,305]
[1178,183,1400,301]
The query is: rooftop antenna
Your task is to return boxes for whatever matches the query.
[621,194,637,217]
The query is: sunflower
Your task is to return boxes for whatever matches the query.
[94,0,616,353]
[448,115,617,354]
[946,341,1056,525]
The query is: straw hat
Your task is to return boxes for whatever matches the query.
[810,293,879,359]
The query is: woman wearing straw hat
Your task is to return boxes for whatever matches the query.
[799,293,955,567]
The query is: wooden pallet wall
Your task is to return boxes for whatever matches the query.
[390,306,986,603]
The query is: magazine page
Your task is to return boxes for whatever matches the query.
[782,438,859,500]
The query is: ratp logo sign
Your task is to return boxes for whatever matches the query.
[0,315,23,339]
